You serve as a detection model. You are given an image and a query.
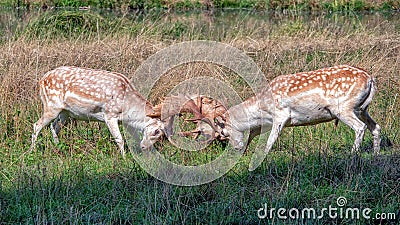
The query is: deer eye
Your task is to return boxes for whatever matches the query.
[153,129,160,136]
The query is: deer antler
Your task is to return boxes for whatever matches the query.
[167,95,227,141]
[147,94,228,142]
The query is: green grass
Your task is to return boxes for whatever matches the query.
[1,130,399,223]
[0,9,399,224]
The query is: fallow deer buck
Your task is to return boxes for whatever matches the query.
[30,66,165,157]
[218,65,381,157]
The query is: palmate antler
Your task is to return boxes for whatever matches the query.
[149,94,228,142]
[180,95,227,141]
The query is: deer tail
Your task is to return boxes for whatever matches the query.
[360,77,377,111]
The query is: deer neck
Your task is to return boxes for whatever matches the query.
[227,92,274,132]
[122,94,153,130]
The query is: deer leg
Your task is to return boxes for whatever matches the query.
[337,112,367,153]
[50,111,70,144]
[264,118,289,153]
[104,117,125,158]
[248,118,288,171]
[245,126,261,150]
[359,111,381,154]
[30,108,62,151]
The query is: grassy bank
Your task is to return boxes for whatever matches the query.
[0,10,399,224]
[0,0,399,11]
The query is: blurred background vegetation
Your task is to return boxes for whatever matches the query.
[0,0,399,11]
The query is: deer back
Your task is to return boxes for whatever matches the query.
[39,66,152,121]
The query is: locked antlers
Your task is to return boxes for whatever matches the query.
[149,94,227,141]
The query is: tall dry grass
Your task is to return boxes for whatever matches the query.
[1,13,399,138]
[0,10,399,224]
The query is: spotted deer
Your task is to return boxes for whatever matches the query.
[218,65,381,157]
[30,66,165,157]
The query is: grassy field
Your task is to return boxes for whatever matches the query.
[0,9,399,224]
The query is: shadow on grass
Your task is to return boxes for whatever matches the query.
[0,148,399,224]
